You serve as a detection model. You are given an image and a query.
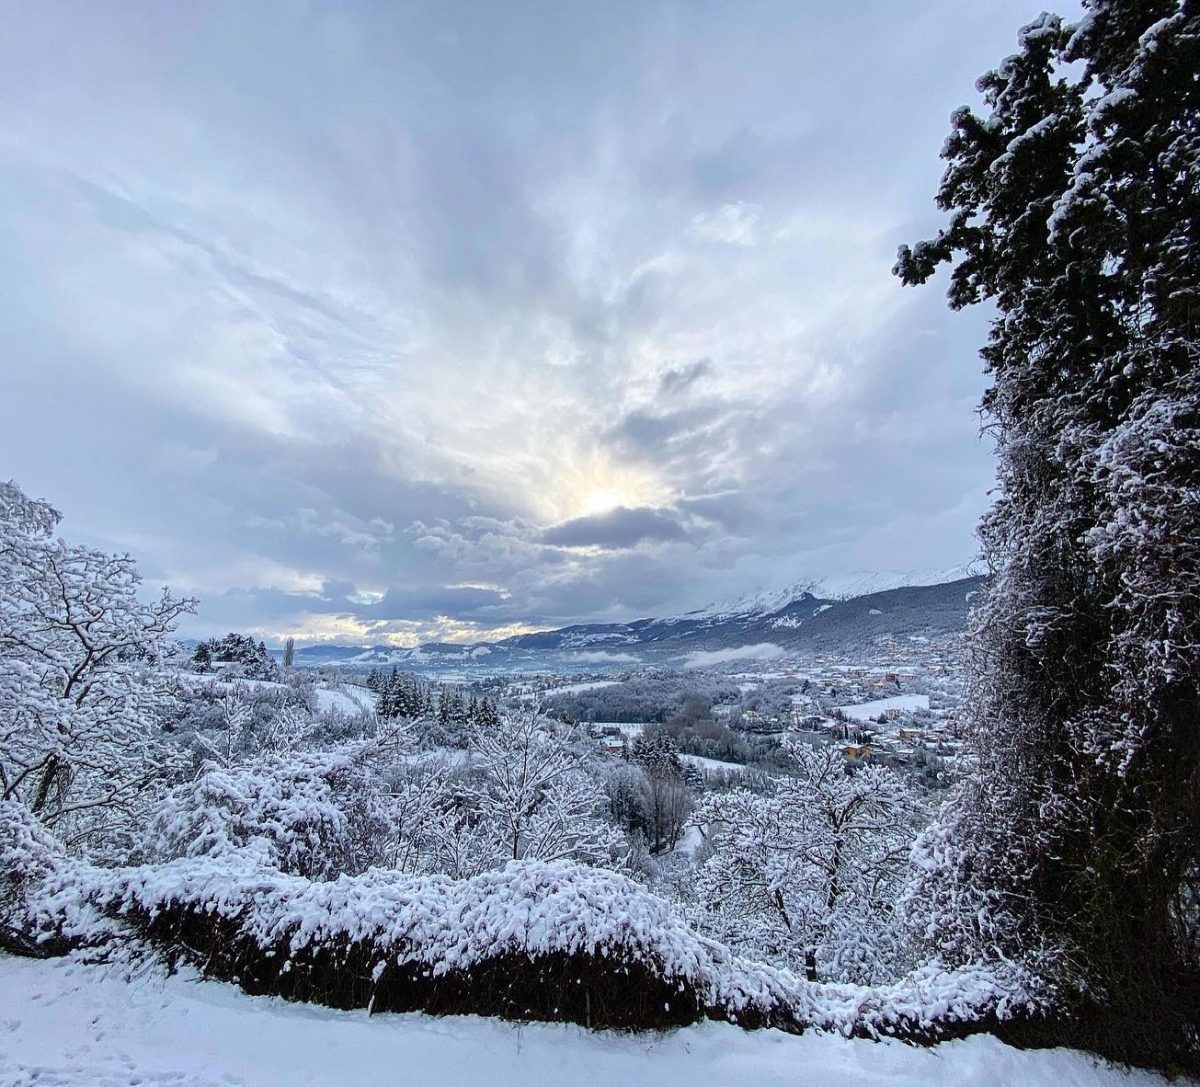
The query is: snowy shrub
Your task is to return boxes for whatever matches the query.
[67,852,1045,1038]
[145,747,399,879]
[0,800,70,955]
[0,799,119,957]
[0,802,1049,1040]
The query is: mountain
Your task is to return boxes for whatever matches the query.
[285,575,985,675]
[694,563,982,618]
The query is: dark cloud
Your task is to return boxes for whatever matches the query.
[370,584,509,619]
[657,359,713,397]
[603,406,725,459]
[542,506,691,549]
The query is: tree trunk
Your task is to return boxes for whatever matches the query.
[30,753,60,815]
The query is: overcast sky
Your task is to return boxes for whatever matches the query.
[0,1,1067,645]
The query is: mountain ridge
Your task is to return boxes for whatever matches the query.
[281,574,986,673]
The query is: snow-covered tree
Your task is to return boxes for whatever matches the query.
[626,729,692,854]
[694,743,924,983]
[191,632,278,680]
[432,685,471,746]
[192,683,252,767]
[0,481,195,858]
[446,713,621,872]
[897,0,1199,1064]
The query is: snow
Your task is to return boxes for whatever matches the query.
[551,680,621,695]
[0,955,1169,1087]
[690,565,980,620]
[837,694,931,722]
[681,753,747,774]
[185,674,288,695]
[311,685,375,716]
[184,676,374,718]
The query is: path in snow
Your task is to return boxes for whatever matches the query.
[0,955,1168,1087]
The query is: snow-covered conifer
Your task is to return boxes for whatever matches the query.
[897,0,1199,1063]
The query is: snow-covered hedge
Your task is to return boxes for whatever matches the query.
[0,801,117,957]
[4,811,1048,1039]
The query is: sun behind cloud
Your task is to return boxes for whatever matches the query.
[582,489,623,516]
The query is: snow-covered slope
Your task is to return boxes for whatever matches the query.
[695,564,982,617]
[0,956,1167,1087]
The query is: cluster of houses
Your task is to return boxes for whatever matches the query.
[722,652,969,769]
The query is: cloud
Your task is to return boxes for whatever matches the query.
[542,506,691,549]
[687,202,761,246]
[657,359,713,397]
[0,0,1029,645]
[681,643,788,669]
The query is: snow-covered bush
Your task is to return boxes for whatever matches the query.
[0,798,1049,1039]
[144,746,399,879]
[57,849,1048,1037]
[0,799,71,955]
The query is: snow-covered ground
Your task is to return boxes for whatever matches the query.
[311,685,375,716]
[181,674,375,718]
[0,956,1167,1087]
[837,694,931,721]
[182,675,288,695]
[680,753,747,774]
[550,680,622,696]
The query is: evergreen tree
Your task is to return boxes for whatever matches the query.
[376,670,397,719]
[897,1,1199,1067]
[191,632,279,681]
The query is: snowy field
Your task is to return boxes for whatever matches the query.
[181,675,375,718]
[0,956,1170,1087]
[680,752,747,774]
[549,680,622,696]
[310,685,375,716]
[837,694,931,721]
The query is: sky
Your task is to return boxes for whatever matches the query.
[0,1,1069,646]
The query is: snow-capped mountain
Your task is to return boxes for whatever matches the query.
[285,573,986,674]
[693,564,982,618]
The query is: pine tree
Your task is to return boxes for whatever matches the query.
[897,2,1199,1067]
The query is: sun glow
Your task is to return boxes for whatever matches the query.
[582,488,624,516]
[531,449,671,523]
